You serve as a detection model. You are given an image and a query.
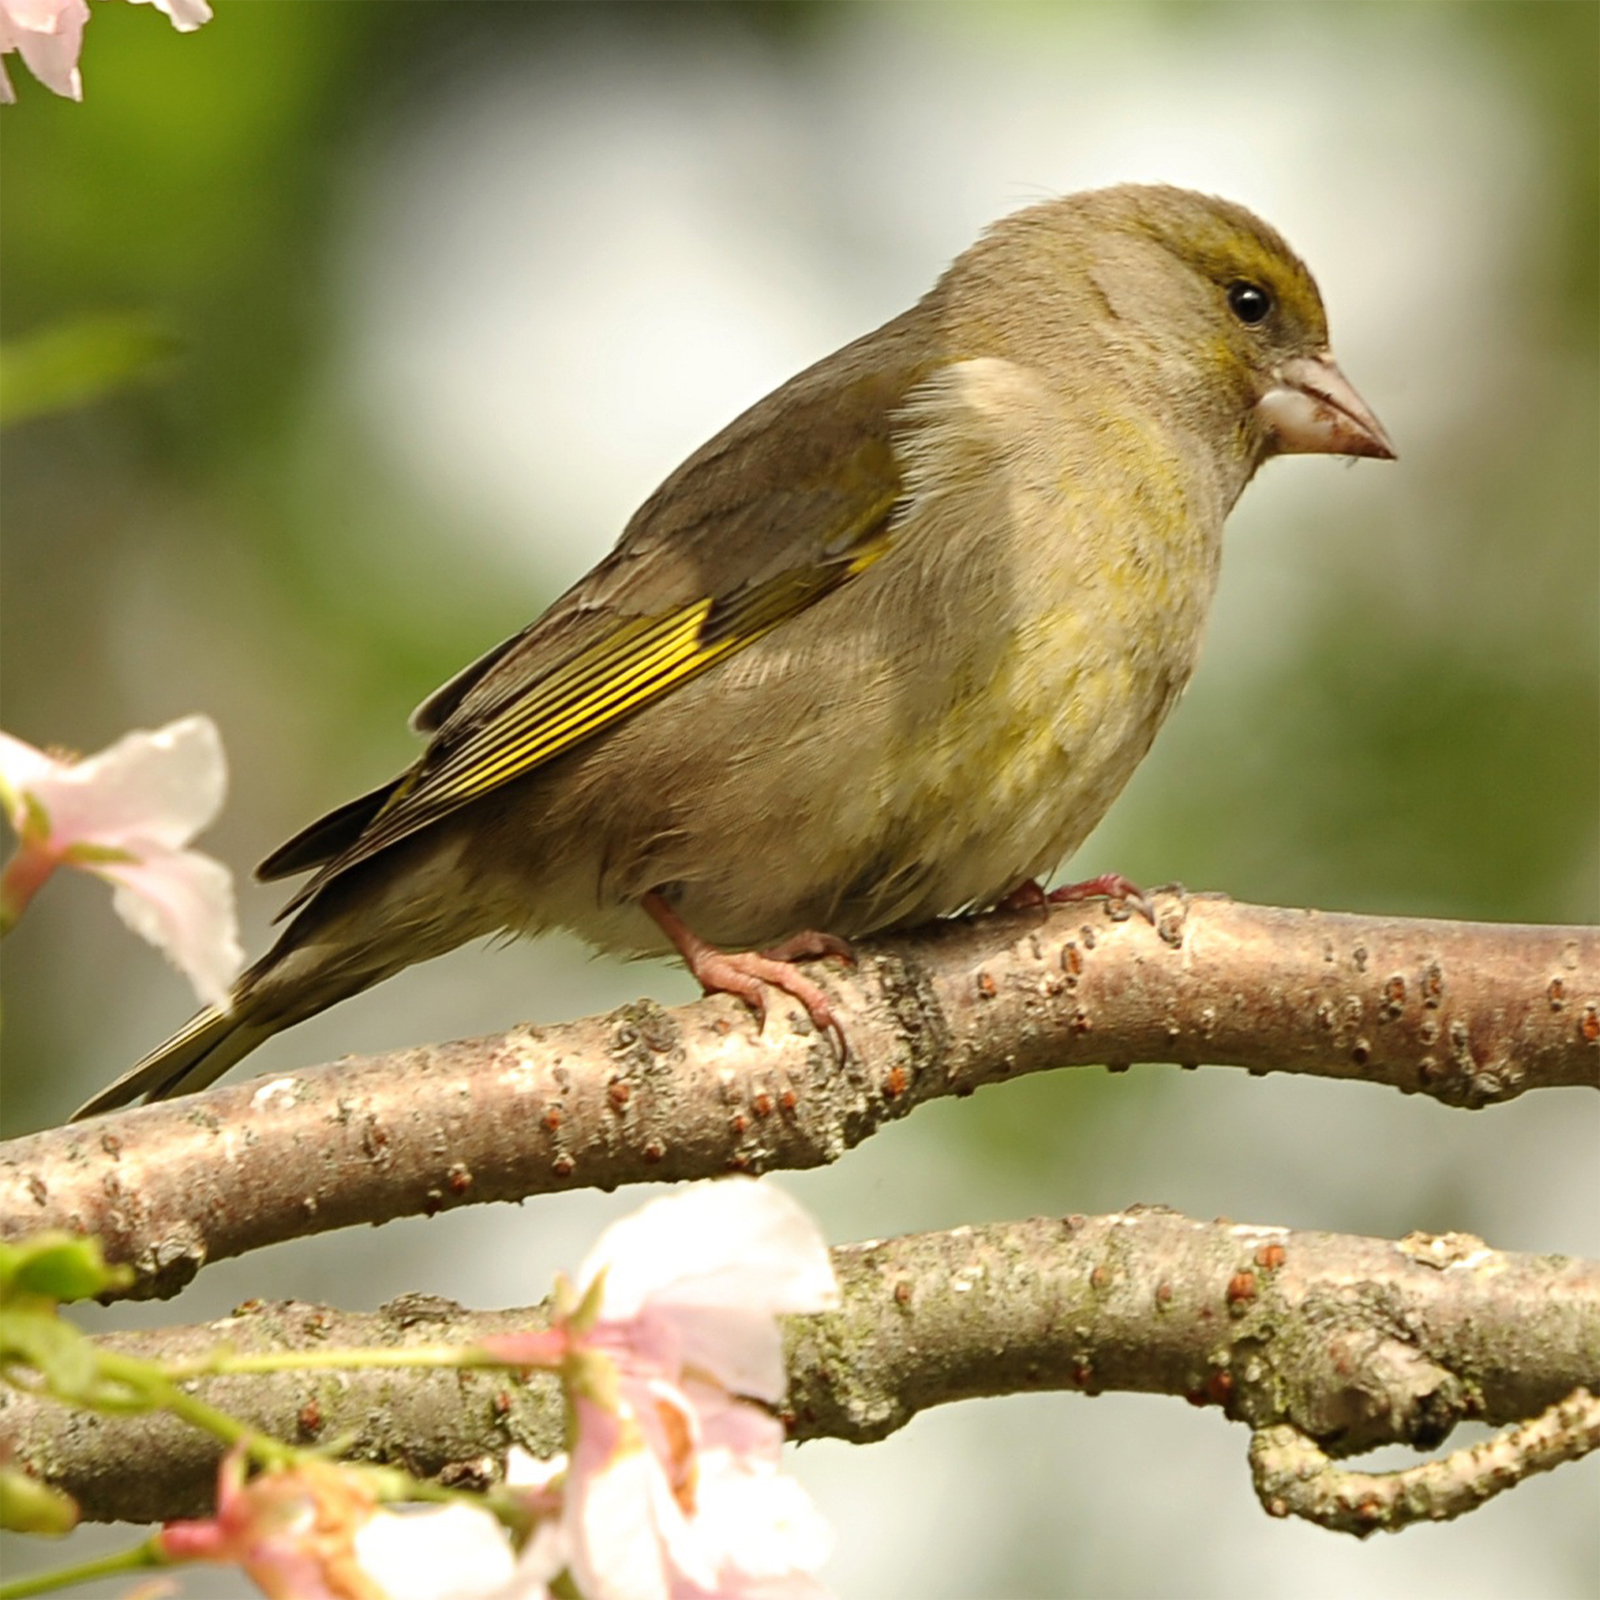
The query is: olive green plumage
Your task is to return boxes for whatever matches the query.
[75,184,1392,1119]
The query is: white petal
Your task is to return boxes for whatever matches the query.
[582,1180,838,1322]
[8,0,82,98]
[354,1504,517,1600]
[125,0,212,30]
[580,1181,837,1397]
[694,1469,833,1591]
[3,0,84,34]
[46,715,227,849]
[101,845,243,1008]
[682,1392,833,1596]
[503,1446,565,1492]
[638,1302,786,1403]
[564,1402,681,1600]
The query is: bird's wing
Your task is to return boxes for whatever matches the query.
[262,334,924,916]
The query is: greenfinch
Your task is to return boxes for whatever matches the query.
[75,183,1392,1118]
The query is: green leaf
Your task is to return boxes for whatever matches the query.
[0,1306,98,1398]
[0,1232,133,1304]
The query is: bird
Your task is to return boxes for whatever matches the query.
[73,183,1393,1119]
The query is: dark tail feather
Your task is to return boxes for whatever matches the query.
[71,1005,279,1121]
[255,778,402,884]
[77,833,463,1120]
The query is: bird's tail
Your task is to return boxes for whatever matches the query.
[72,835,489,1121]
[71,1003,282,1121]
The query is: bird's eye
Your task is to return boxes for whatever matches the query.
[1226,281,1273,326]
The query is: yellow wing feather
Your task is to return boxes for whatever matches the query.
[275,497,897,917]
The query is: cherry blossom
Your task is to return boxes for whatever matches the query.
[575,1173,841,1404]
[0,0,87,99]
[158,1456,387,1600]
[160,1454,526,1600]
[488,1179,840,1600]
[0,0,211,104]
[0,715,243,1006]
[127,0,211,32]
[353,1502,532,1600]
[37,1183,837,1599]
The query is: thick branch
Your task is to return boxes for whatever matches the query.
[3,896,1595,1299]
[2,1211,1595,1530]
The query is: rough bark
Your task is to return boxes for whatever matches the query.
[3,1210,1595,1532]
[4,895,1595,1301]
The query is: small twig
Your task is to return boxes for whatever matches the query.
[1250,1387,1600,1536]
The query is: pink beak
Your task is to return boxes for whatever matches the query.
[1256,353,1396,461]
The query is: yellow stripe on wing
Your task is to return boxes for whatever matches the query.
[401,510,898,819]
[275,499,899,912]
[429,602,717,802]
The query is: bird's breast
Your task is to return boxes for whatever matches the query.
[502,368,1231,952]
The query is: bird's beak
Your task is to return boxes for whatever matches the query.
[1256,353,1396,461]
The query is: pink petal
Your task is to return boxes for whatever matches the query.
[686,1390,832,1593]
[127,0,212,31]
[42,715,227,850]
[620,1386,833,1600]
[581,1181,837,1396]
[5,0,84,99]
[584,1180,838,1319]
[99,843,242,1008]
[635,1302,786,1405]
[565,1399,686,1600]
[2,0,84,32]
[689,1383,786,1467]
[241,1547,348,1600]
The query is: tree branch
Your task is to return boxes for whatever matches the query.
[4,896,1595,1300]
[3,1211,1595,1531]
[1249,1388,1600,1536]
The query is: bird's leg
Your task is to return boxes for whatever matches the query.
[760,929,856,965]
[641,892,848,1049]
[999,873,1155,923]
[1044,872,1155,924]
[996,879,1049,913]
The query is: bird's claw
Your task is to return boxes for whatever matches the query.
[642,893,850,1056]
[689,946,844,1049]
[1044,872,1156,925]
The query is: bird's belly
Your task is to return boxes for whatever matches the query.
[504,478,1213,958]
[528,624,1186,957]
[853,638,1178,925]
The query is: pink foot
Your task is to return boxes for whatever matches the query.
[761,929,856,965]
[996,879,1049,913]
[1044,872,1155,924]
[643,893,848,1051]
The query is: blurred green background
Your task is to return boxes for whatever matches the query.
[2,3,1595,1597]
